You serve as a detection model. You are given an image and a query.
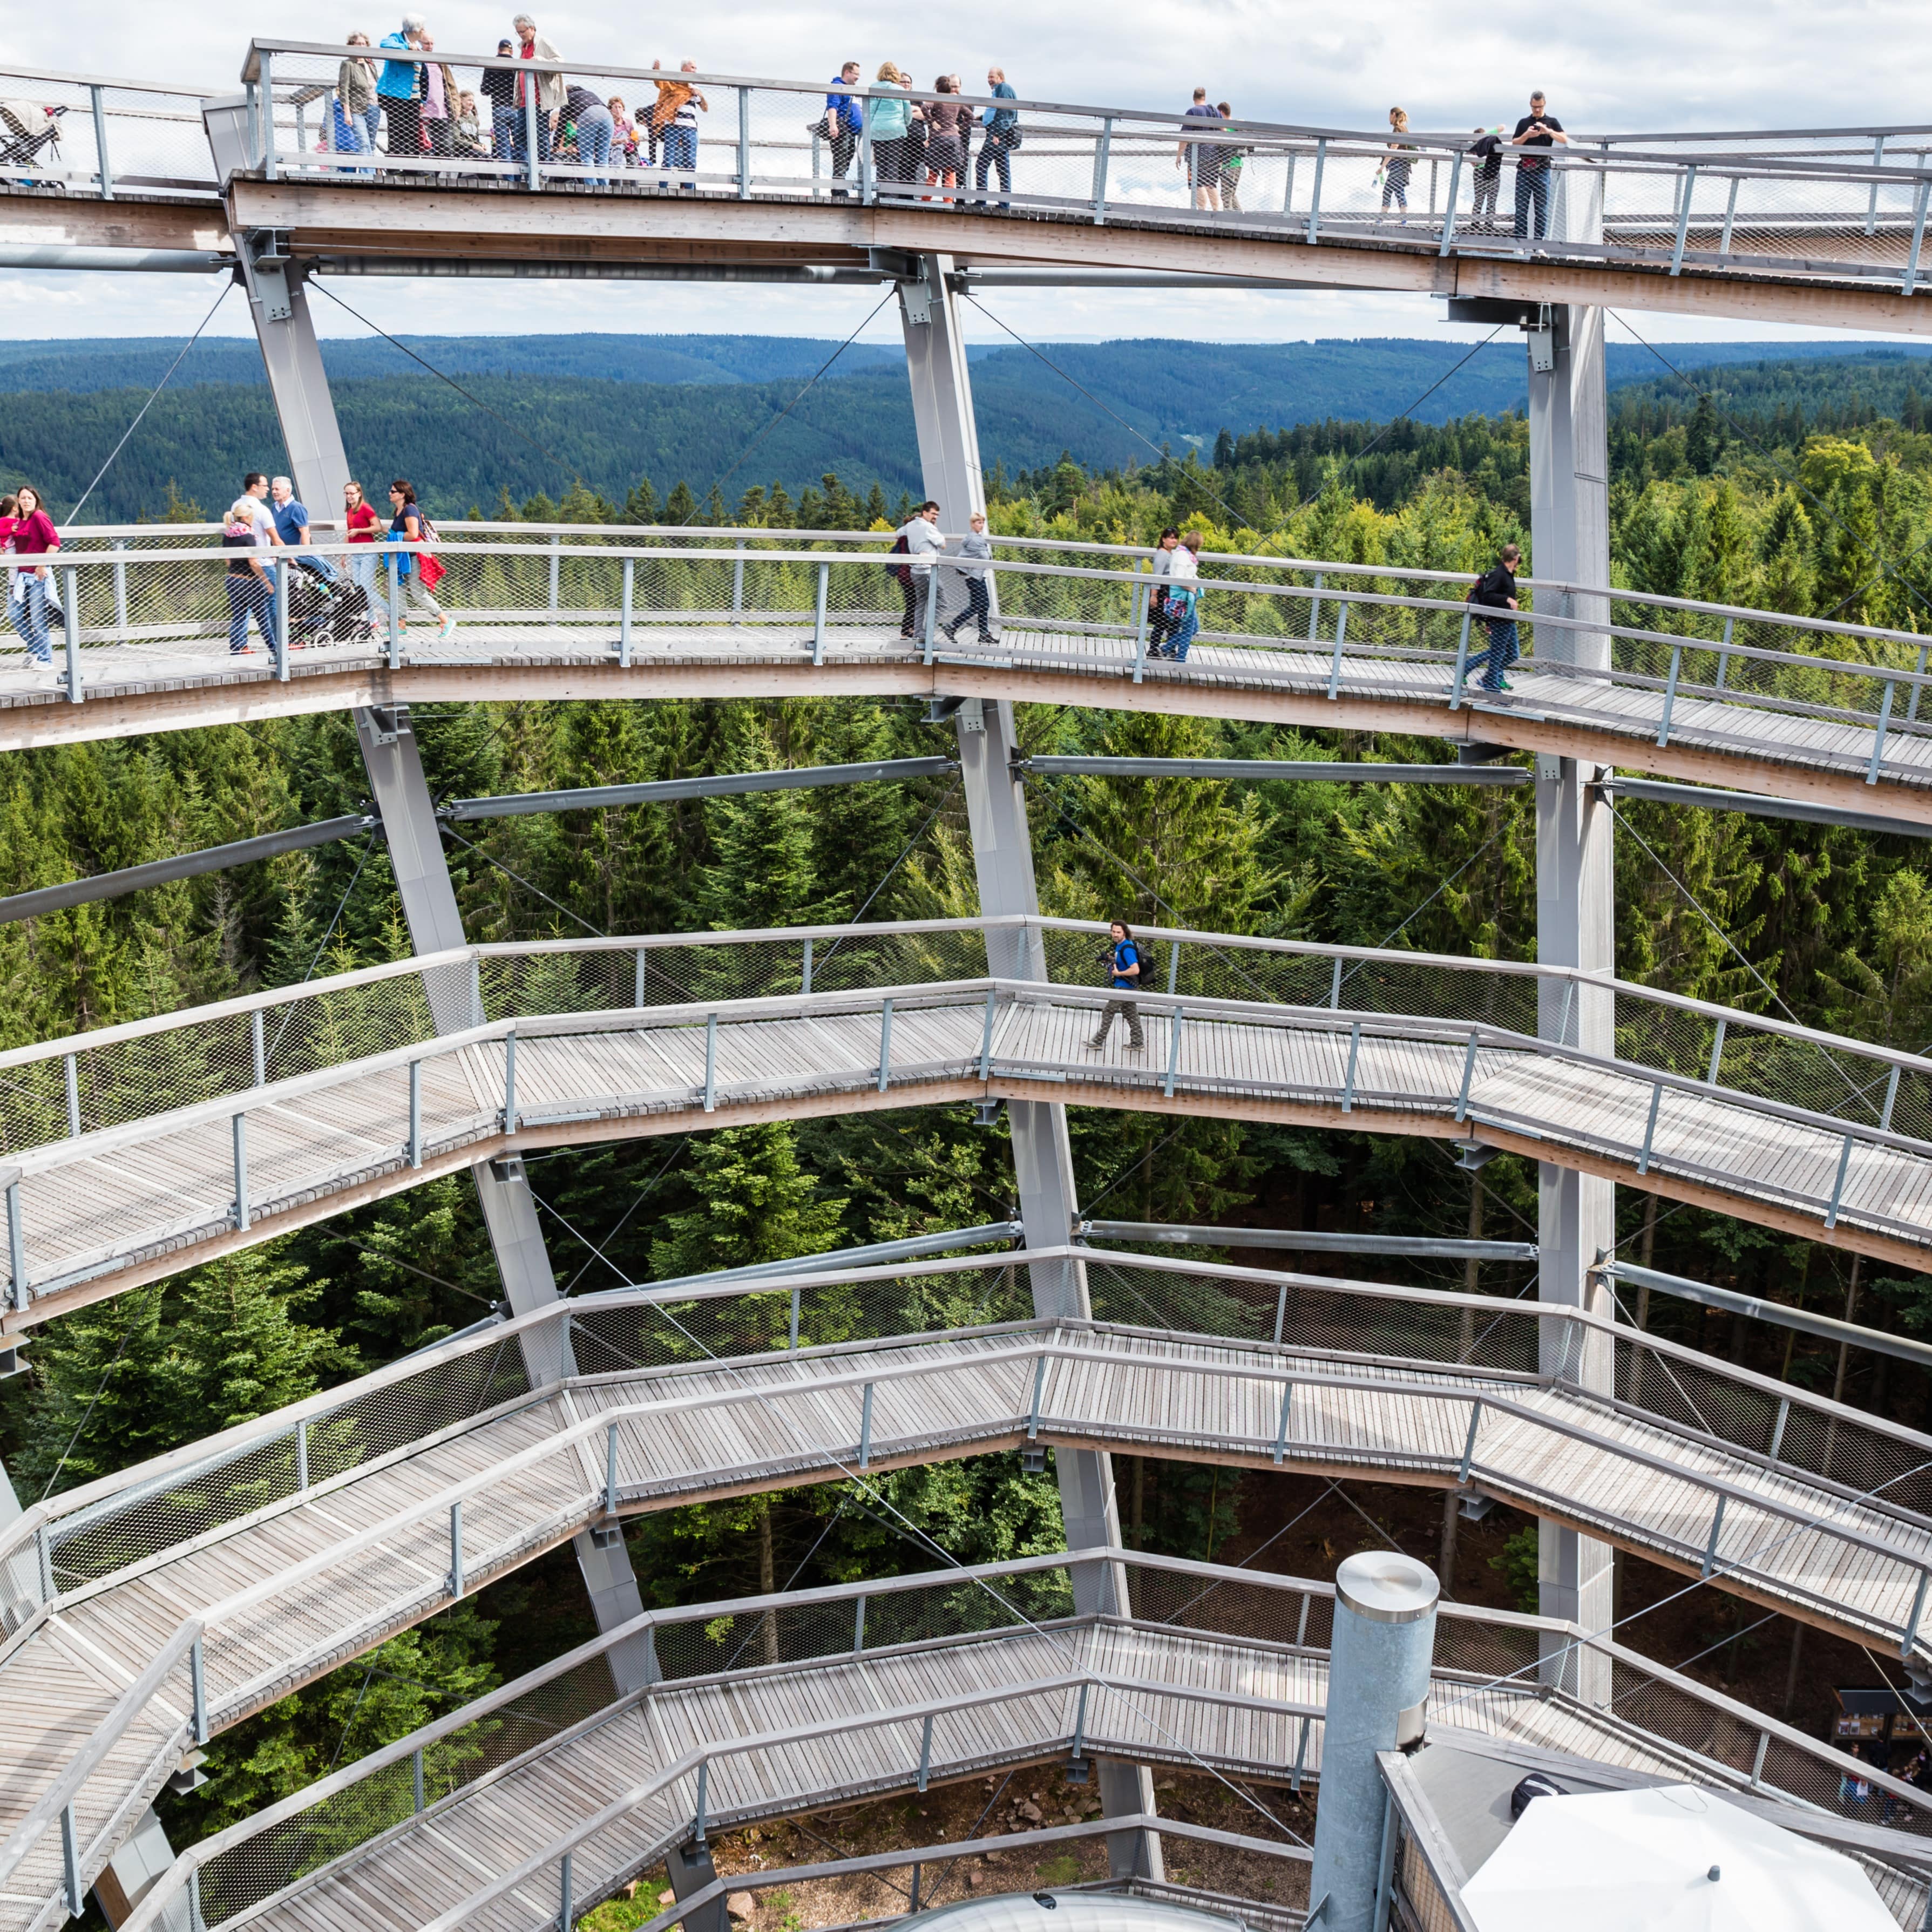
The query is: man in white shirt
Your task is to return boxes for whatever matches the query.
[898,500,945,640]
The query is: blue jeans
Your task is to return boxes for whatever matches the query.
[945,578,993,640]
[1167,593,1200,661]
[1514,167,1550,239]
[9,574,52,662]
[492,114,513,160]
[974,138,1011,208]
[508,109,551,167]
[1481,619,1520,688]
[574,104,613,184]
[665,124,696,172]
[227,575,274,653]
[349,551,378,601]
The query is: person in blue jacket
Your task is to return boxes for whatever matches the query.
[974,66,1019,211]
[822,62,864,200]
[377,16,428,162]
[1089,919,1145,1052]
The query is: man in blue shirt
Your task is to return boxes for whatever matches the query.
[824,62,863,200]
[1089,919,1146,1052]
[974,67,1019,211]
[270,476,341,584]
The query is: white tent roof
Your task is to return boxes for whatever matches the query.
[1459,1782,1900,1932]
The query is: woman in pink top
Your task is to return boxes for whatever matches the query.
[8,484,58,668]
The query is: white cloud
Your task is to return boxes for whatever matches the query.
[2,0,1926,345]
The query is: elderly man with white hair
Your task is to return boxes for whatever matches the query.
[376,14,429,164]
[511,13,565,168]
[269,476,343,584]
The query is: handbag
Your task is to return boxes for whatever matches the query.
[415,516,446,591]
[1003,125,1023,149]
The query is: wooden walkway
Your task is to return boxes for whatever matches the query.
[224,1617,1798,1932]
[8,1322,1932,1932]
[1,619,1927,818]
[13,984,1932,1331]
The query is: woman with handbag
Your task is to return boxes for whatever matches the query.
[384,479,455,641]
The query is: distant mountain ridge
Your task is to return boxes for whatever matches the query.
[0,334,1924,524]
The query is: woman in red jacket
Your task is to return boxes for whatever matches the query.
[6,484,59,668]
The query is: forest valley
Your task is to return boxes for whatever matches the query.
[7,372,1932,1849]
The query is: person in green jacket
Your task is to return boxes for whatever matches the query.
[869,63,916,188]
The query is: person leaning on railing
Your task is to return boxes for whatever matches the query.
[973,66,1019,211]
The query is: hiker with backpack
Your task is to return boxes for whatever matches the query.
[1088,919,1146,1053]
[383,479,456,640]
[1466,543,1521,693]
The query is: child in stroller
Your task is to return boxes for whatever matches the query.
[0,103,67,188]
[284,558,375,649]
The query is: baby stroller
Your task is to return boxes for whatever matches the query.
[0,103,67,189]
[286,561,374,649]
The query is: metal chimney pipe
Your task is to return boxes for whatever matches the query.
[1309,1551,1441,1932]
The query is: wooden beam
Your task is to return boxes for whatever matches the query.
[0,196,233,254]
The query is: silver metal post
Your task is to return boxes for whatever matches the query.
[731,551,744,622]
[1438,150,1463,254]
[1306,137,1326,242]
[703,1013,717,1111]
[261,52,276,179]
[737,87,751,198]
[252,1007,267,1087]
[1272,1382,1294,1464]
[878,996,893,1092]
[90,85,114,200]
[62,1807,82,1921]
[525,85,541,191]
[788,1283,801,1351]
[979,987,996,1081]
[1449,609,1472,708]
[1324,601,1350,698]
[1284,151,1297,215]
[1907,178,1932,296]
[814,561,830,666]
[386,556,402,668]
[635,947,648,1007]
[1749,1731,1770,1789]
[917,1712,933,1791]
[6,1182,24,1314]
[470,957,484,1027]
[1715,616,1733,690]
[802,936,814,994]
[1904,1569,1932,1660]
[859,110,874,204]
[1705,1016,1727,1086]
[450,1499,464,1596]
[1825,1133,1855,1230]
[409,1056,422,1167]
[1329,957,1344,1010]
[1767,1396,1789,1464]
[1636,1082,1663,1174]
[1656,643,1683,745]
[853,1595,866,1651]
[1868,133,1888,236]
[192,1633,208,1742]
[619,558,633,666]
[548,533,560,614]
[64,1054,80,1138]
[1273,1282,1289,1346]
[1882,1062,1902,1133]
[274,557,290,680]
[1131,566,1151,683]
[113,539,127,638]
[1454,1029,1479,1122]
[62,568,80,703]
[1669,165,1697,275]
[1164,1007,1184,1097]
[1869,677,1899,783]
[1459,1401,1482,1482]
[560,1850,573,1932]
[1700,1494,1725,1578]
[858,1382,875,1468]
[1341,1021,1362,1114]
[693,1759,709,1846]
[1908,640,1930,724]
[232,1112,250,1230]
[920,558,939,664]
[1167,941,1181,995]
[503,1026,517,1130]
[36,1522,51,1601]
[1720,174,1739,256]
[1093,117,1114,222]
[605,1420,619,1516]
[1306,571,1324,641]
[296,1418,309,1490]
[413,1746,425,1813]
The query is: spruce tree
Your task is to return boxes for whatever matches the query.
[649,1122,848,1279]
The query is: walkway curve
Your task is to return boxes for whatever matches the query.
[13,530,1932,826]
[6,943,1932,1332]
[8,1257,1932,1932]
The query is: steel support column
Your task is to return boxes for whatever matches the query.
[352,706,656,1693]
[1528,263,1615,1707]
[900,260,1157,1880]
[203,99,351,531]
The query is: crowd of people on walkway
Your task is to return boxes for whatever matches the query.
[318,19,1572,236]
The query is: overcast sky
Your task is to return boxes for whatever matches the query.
[2,0,1922,351]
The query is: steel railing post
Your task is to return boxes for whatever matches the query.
[525,86,542,191]
[113,539,127,639]
[64,1054,80,1138]
[274,558,289,681]
[409,1057,423,1167]
[36,1522,52,1601]
[1906,177,1932,296]
[1902,1569,1932,1660]
[89,85,114,200]
[449,1499,464,1597]
[1867,133,1888,237]
[1669,164,1697,276]
[859,1381,875,1467]
[1164,1007,1185,1097]
[232,1112,250,1230]
[789,1283,801,1351]
[1449,609,1472,708]
[296,1417,309,1490]
[413,1746,425,1813]
[1324,599,1349,699]
[1458,1401,1482,1482]
[619,557,633,667]
[1868,676,1897,784]
[1700,1494,1726,1577]
[503,1026,517,1130]
[1167,940,1182,995]
[1825,1133,1855,1230]
[7,1182,24,1314]
[386,557,402,668]
[703,1013,717,1111]
[1767,1396,1791,1465]
[62,568,80,703]
[859,111,875,205]
[1291,1714,1312,1791]
[1454,1029,1479,1121]
[814,560,830,666]
[1306,137,1326,243]
[920,561,939,664]
[469,958,484,1026]
[1131,567,1151,682]
[261,52,276,178]
[246,79,260,168]
[1028,1353,1047,1439]
[1092,117,1114,223]
[191,1633,208,1742]
[1705,1016,1727,1086]
[1714,615,1733,690]
[979,987,996,1082]
[1656,643,1682,745]
[802,936,814,994]
[693,1758,709,1846]
[852,1595,866,1652]
[548,533,560,614]
[1720,174,1739,259]
[737,87,751,198]
[605,1420,619,1517]
[1636,1082,1663,1174]
[252,1007,266,1087]
[731,549,745,623]
[1272,1382,1294,1464]
[877,996,893,1092]
[560,1852,572,1932]
[1882,1062,1902,1132]
[917,1711,934,1791]
[1341,1020,1362,1114]
[61,1806,82,1922]
[1438,149,1463,255]
[1306,571,1324,640]
[1329,958,1344,1009]
[635,947,648,1006]
[1907,640,1930,723]
[1273,1282,1289,1347]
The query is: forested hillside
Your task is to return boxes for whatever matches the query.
[4,359,1932,1837]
